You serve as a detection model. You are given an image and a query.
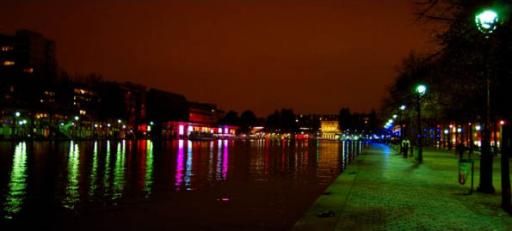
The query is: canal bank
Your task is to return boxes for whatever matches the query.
[294,144,512,230]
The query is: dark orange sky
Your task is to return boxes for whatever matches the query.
[0,0,434,116]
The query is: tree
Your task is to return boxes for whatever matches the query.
[404,0,512,199]
[240,110,257,133]
[265,109,298,133]
[220,111,240,126]
[339,108,352,131]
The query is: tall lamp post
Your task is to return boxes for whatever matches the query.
[74,116,80,139]
[12,111,21,138]
[399,105,406,141]
[397,105,408,157]
[415,84,427,163]
[475,8,500,193]
[392,114,398,138]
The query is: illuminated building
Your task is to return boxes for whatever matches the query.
[160,102,236,139]
[72,85,99,119]
[188,102,219,125]
[320,120,340,140]
[0,30,57,138]
[123,83,147,127]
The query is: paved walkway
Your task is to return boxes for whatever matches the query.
[293,144,512,231]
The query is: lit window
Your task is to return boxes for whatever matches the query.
[79,110,87,115]
[3,60,15,66]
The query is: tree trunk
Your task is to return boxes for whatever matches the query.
[501,124,511,213]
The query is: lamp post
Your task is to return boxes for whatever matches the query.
[475,7,500,194]
[399,105,406,141]
[392,114,398,138]
[398,105,408,157]
[12,111,20,138]
[74,116,80,139]
[415,84,427,163]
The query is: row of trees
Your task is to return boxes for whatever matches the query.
[339,108,378,135]
[219,109,299,133]
[384,0,512,211]
[384,0,512,124]
[219,108,379,135]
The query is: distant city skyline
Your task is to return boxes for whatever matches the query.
[0,0,434,115]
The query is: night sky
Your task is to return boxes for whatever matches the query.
[0,0,434,116]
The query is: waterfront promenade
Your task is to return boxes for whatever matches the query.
[294,144,512,230]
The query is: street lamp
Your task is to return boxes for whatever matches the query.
[416,84,427,96]
[475,9,500,36]
[475,7,501,194]
[73,116,80,138]
[399,104,407,142]
[12,111,21,137]
[415,84,427,163]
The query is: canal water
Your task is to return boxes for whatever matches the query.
[0,139,362,230]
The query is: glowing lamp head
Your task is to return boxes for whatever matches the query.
[399,105,406,111]
[392,114,398,119]
[475,9,500,35]
[500,120,505,126]
[415,84,427,96]
[14,111,21,117]
[74,116,79,121]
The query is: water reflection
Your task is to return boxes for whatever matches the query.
[63,141,80,209]
[113,140,126,200]
[103,141,112,198]
[185,140,193,190]
[3,142,28,219]
[0,139,365,227]
[222,140,229,180]
[175,140,184,190]
[144,140,154,198]
[216,140,231,181]
[88,141,99,199]
[208,141,215,182]
[216,140,223,181]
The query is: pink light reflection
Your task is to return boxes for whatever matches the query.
[222,140,229,180]
[175,139,184,190]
